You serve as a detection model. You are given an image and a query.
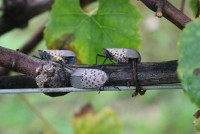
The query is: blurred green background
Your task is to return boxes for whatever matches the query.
[0,0,198,134]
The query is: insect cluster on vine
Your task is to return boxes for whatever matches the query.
[38,48,145,96]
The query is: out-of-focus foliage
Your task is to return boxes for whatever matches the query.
[72,105,123,134]
[45,0,141,63]
[193,118,200,132]
[178,18,200,107]
[0,91,196,134]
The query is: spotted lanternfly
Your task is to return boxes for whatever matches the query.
[102,48,141,63]
[70,68,108,89]
[38,50,76,64]
[97,48,144,96]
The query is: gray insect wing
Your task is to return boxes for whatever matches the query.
[38,50,77,64]
[126,48,141,62]
[38,50,76,57]
[70,68,108,89]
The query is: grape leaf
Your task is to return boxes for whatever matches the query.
[44,0,141,63]
[178,18,200,107]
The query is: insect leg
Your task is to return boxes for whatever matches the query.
[32,55,41,59]
[98,86,104,94]
[108,59,115,64]
[108,82,120,91]
[130,59,146,97]
[102,57,108,64]
[96,54,106,64]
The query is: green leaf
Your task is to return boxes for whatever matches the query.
[45,0,141,63]
[72,107,123,134]
[189,0,197,17]
[178,18,200,107]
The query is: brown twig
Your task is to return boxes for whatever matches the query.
[0,46,46,76]
[140,0,192,29]
[0,46,179,87]
[0,26,45,76]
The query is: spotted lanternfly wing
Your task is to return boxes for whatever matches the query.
[103,48,141,63]
[38,50,77,64]
[70,68,108,89]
